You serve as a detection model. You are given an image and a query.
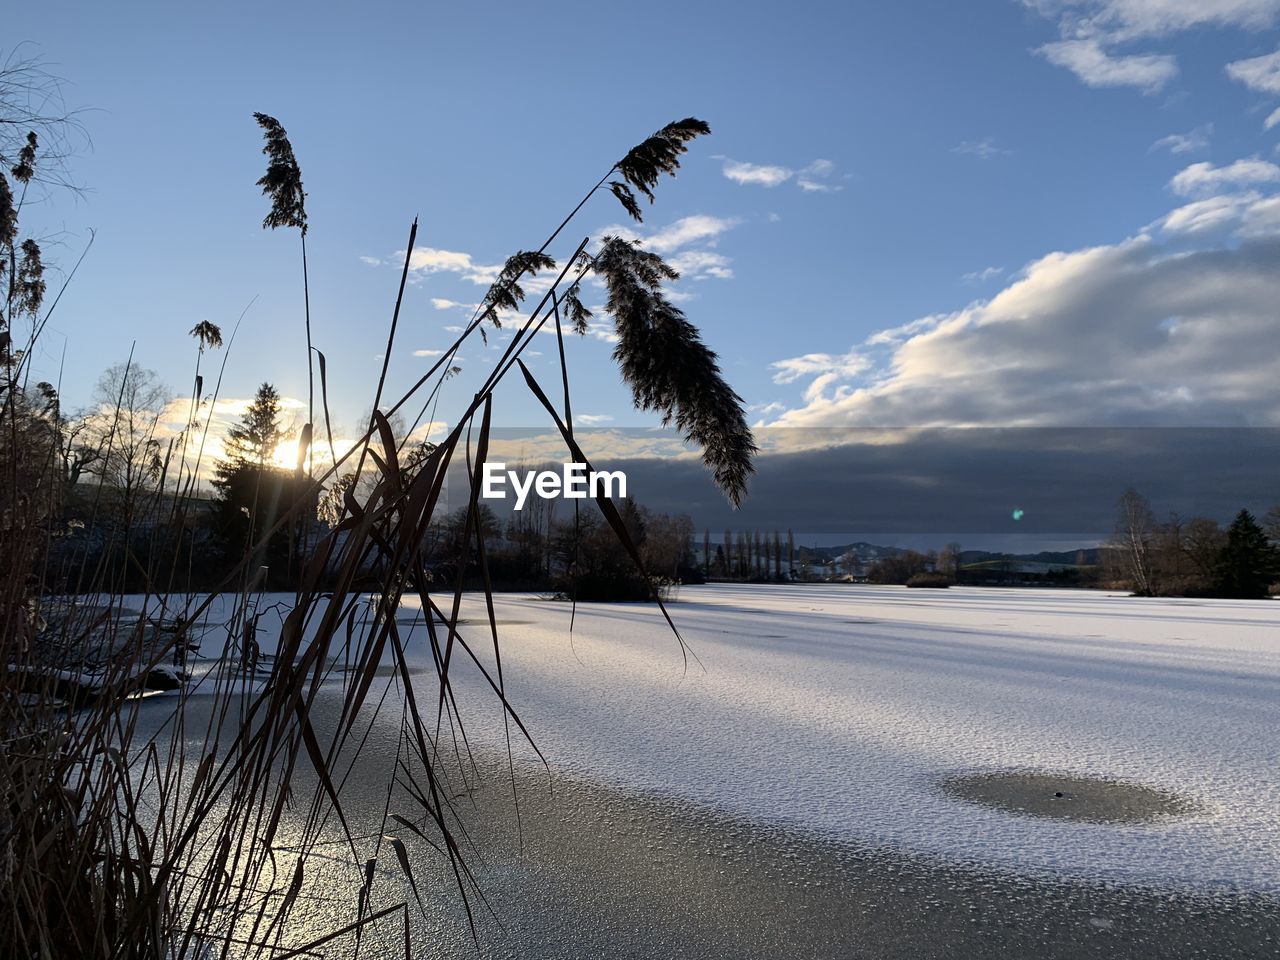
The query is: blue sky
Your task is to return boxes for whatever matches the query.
[11,0,1280,457]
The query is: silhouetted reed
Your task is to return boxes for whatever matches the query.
[1,109,754,958]
[253,113,316,478]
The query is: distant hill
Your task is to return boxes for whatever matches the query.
[795,542,1100,569]
[795,542,904,563]
[959,547,1100,568]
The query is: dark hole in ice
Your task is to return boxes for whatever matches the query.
[941,772,1199,824]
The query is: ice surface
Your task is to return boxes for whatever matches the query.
[144,584,1280,893]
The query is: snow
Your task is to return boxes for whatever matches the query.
[148,584,1280,893]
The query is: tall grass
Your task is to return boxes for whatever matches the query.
[0,110,755,957]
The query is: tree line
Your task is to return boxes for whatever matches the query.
[43,371,707,598]
[1106,488,1280,599]
[35,358,1280,603]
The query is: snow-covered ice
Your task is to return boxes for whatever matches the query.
[160,584,1280,894]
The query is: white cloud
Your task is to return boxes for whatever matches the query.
[1266,107,1280,130]
[1158,192,1260,234]
[767,202,1280,428]
[1169,157,1280,196]
[405,247,475,274]
[585,322,620,344]
[640,214,740,253]
[387,246,507,287]
[722,159,794,187]
[1027,1,1280,42]
[598,215,741,282]
[576,414,614,425]
[1036,39,1177,92]
[963,266,1005,283]
[413,349,444,357]
[178,395,305,421]
[160,394,313,480]
[669,249,735,280]
[796,159,843,192]
[719,157,842,192]
[952,138,1012,159]
[482,429,692,464]
[1150,124,1211,153]
[1237,193,1280,234]
[359,255,383,266]
[430,298,471,310]
[461,264,503,286]
[770,350,870,385]
[1226,47,1280,93]
[862,316,943,346]
[1029,2,1280,92]
[405,420,448,445]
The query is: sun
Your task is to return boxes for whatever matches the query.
[270,440,297,470]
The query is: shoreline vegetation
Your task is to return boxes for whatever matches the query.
[0,74,764,955]
[33,476,1280,599]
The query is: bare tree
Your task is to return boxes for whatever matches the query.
[1,49,88,392]
[939,541,962,581]
[58,406,108,491]
[83,361,172,529]
[639,509,694,580]
[1265,506,1280,544]
[1110,488,1157,595]
[1180,516,1227,584]
[0,48,88,194]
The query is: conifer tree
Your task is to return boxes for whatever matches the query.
[1214,509,1280,599]
[212,382,302,583]
[218,382,284,472]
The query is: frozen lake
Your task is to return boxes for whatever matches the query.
[168,583,1280,895]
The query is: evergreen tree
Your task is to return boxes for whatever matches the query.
[219,382,285,472]
[211,383,305,584]
[619,496,647,549]
[1214,509,1280,599]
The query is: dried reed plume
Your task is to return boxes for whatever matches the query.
[252,113,306,234]
[595,237,756,506]
[2,107,755,959]
[253,112,316,478]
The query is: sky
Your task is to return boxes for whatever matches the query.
[9,0,1280,538]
